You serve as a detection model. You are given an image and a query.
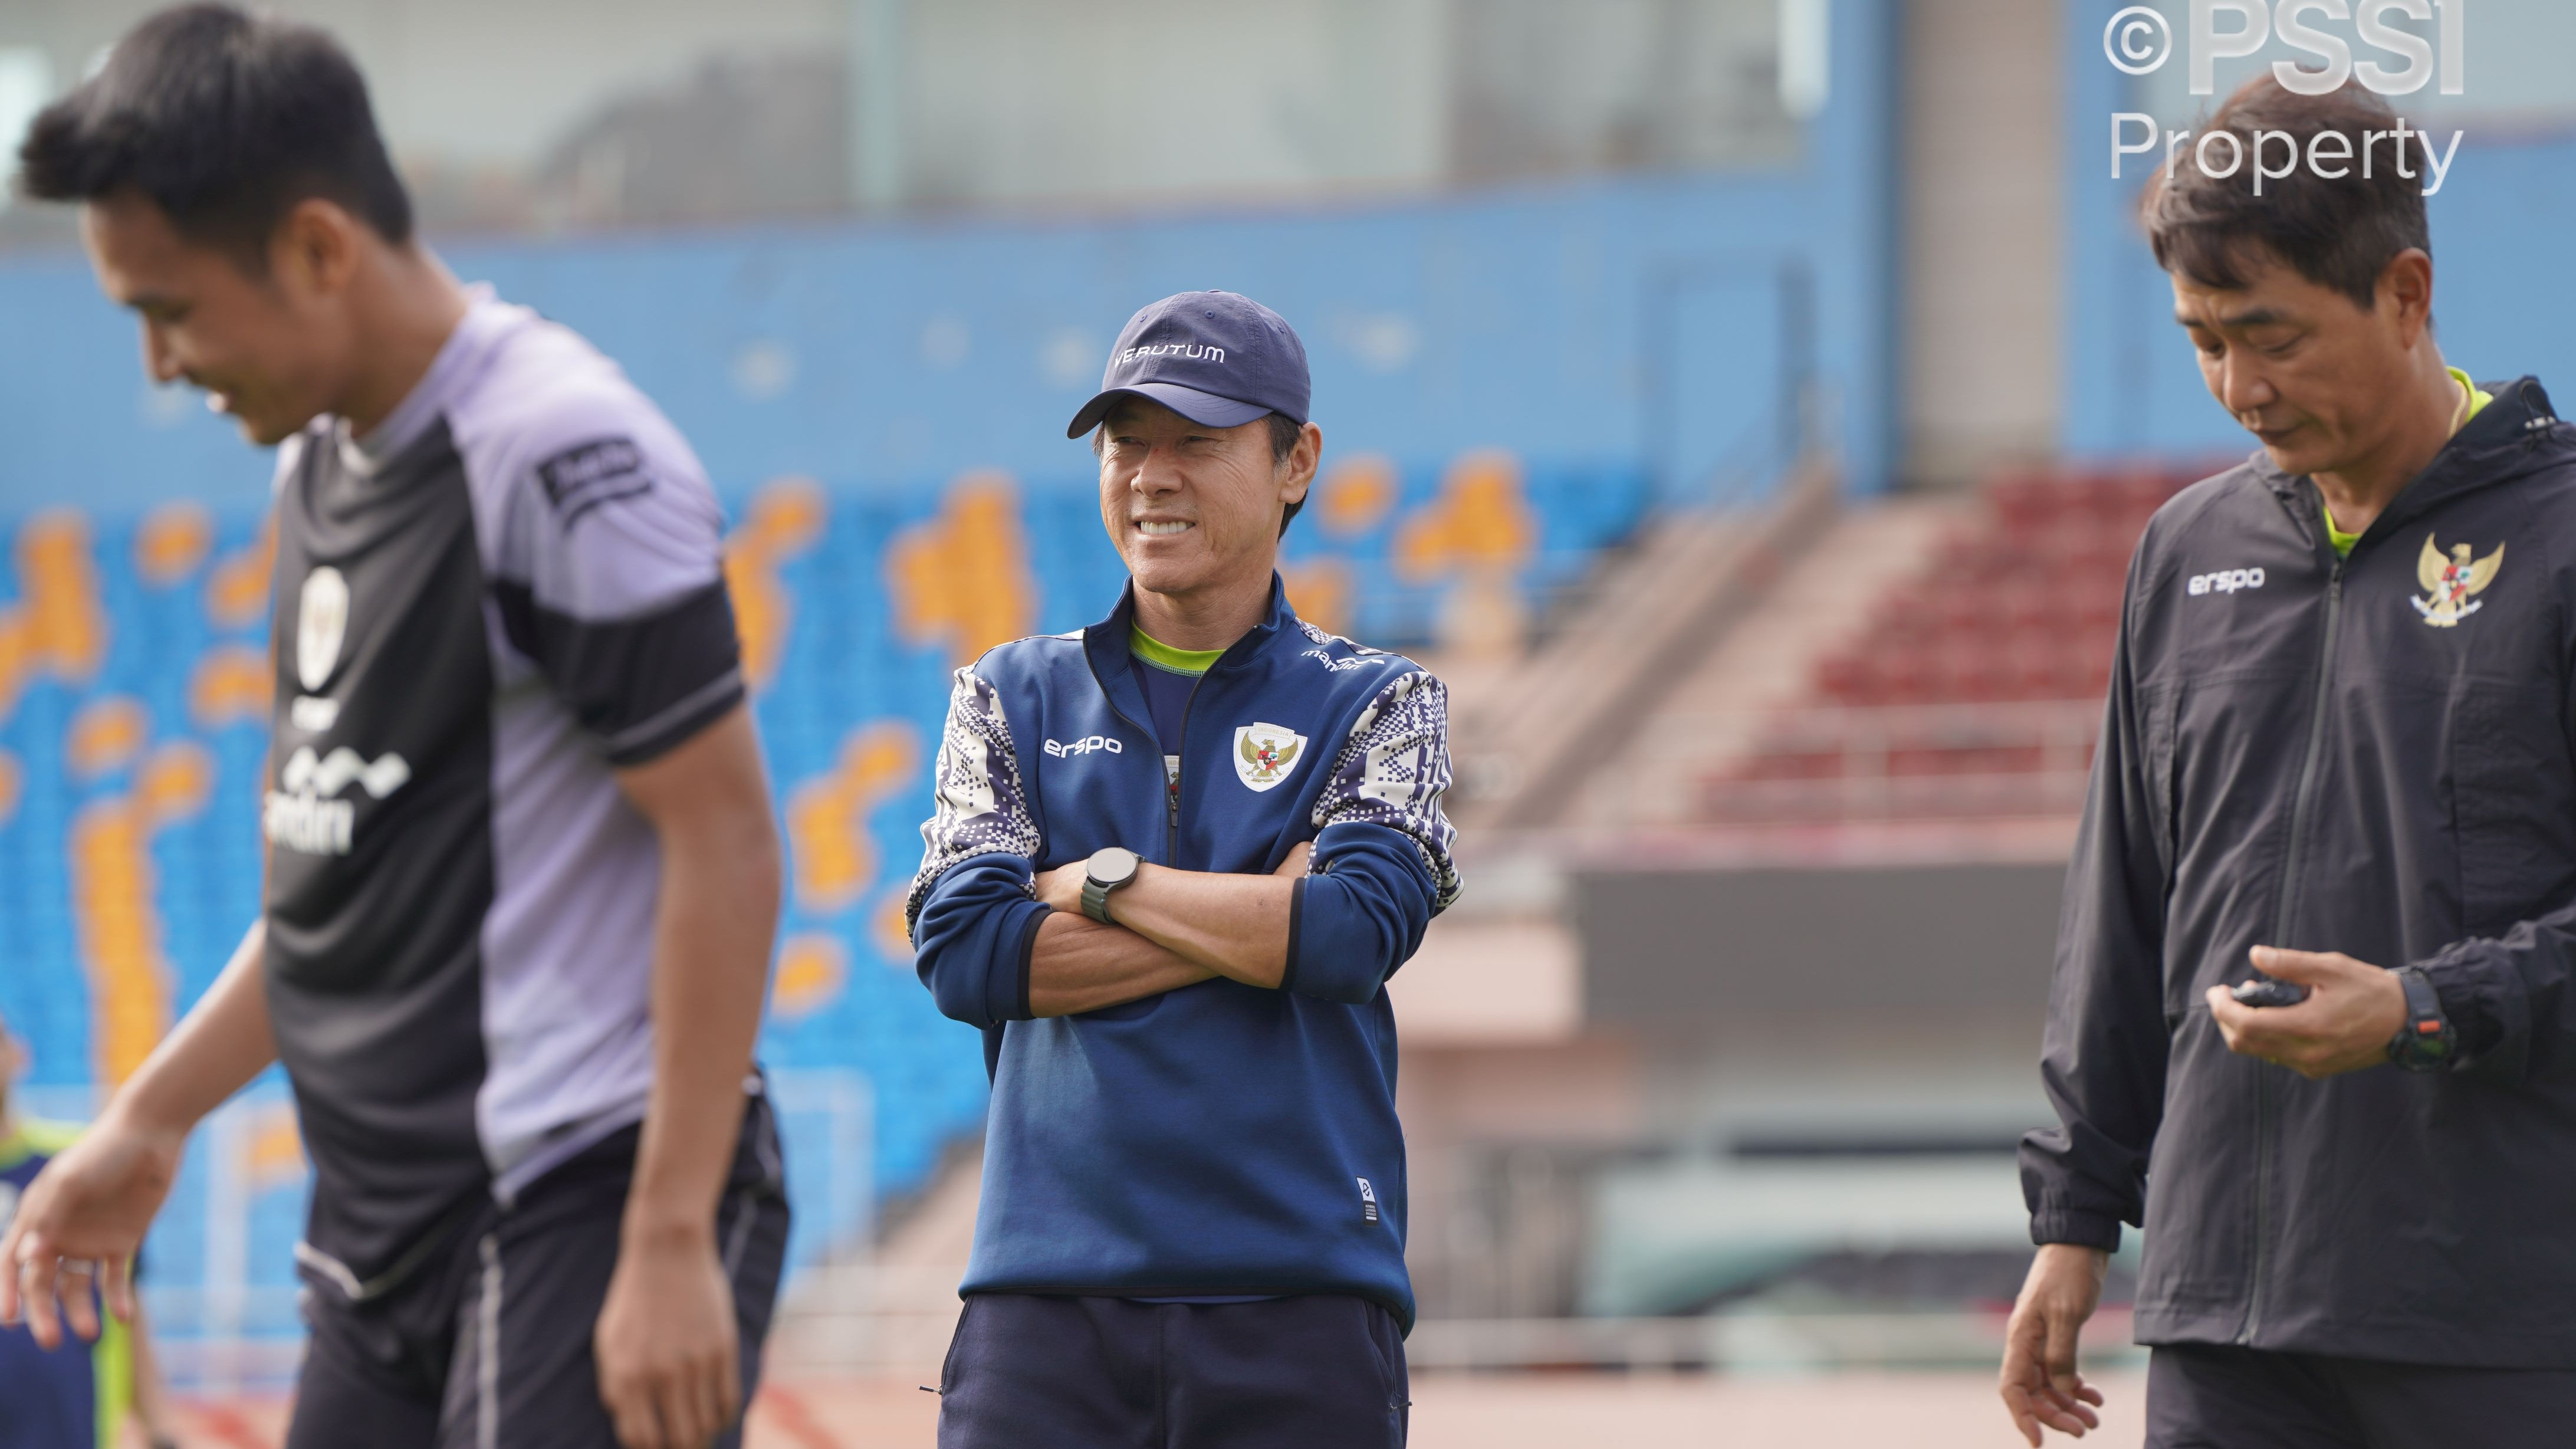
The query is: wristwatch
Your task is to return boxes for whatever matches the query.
[2386,965,2457,1072]
[1080,846,1142,924]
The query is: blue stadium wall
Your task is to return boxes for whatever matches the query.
[2061,0,2576,462]
[0,3,1898,1371]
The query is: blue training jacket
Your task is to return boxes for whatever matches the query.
[906,576,1460,1329]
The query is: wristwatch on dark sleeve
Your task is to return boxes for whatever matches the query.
[2386,965,2457,1072]
[1080,846,1142,924]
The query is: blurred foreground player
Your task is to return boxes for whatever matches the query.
[0,1012,179,1449]
[2006,78,2576,1447]
[1,9,788,1448]
[909,292,1459,1447]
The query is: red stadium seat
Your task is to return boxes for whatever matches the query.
[1701,462,2164,823]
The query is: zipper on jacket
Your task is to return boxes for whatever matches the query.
[1080,652,1178,867]
[1083,617,1254,868]
[2242,556,2344,1345]
[1167,673,1208,855]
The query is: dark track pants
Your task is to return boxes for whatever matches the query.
[2148,1343,2576,1448]
[936,1293,1410,1448]
[285,1097,788,1449]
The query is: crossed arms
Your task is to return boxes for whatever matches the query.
[915,826,1441,1023]
[1016,843,1308,1014]
[908,666,1460,1027]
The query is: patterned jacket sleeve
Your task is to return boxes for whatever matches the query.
[1312,669,1461,908]
[1284,669,1462,1003]
[908,666,1049,1029]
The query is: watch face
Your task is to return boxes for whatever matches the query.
[1086,846,1141,886]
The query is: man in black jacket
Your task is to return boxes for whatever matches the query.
[2002,77,2576,1447]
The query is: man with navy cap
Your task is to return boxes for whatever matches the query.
[908,291,1460,1447]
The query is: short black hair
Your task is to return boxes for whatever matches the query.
[1266,412,1307,534]
[16,4,413,267]
[1090,408,1311,535]
[2145,76,2429,310]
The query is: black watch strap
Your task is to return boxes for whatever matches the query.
[2387,965,2456,1072]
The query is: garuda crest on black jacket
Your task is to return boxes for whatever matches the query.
[2023,377,2576,1368]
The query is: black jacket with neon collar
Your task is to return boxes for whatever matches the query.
[2023,377,2576,1366]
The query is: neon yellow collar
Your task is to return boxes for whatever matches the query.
[2323,367,2494,556]
[2450,366,2494,429]
[1130,626,1225,676]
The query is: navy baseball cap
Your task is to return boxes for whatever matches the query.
[1065,291,1310,438]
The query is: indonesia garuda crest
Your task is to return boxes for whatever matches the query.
[2412,534,2505,627]
[1233,722,1307,792]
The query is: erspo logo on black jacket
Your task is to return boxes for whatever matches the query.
[2025,378,2576,1366]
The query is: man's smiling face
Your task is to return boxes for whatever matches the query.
[1096,398,1312,604]
[81,189,351,446]
[2174,245,2429,481]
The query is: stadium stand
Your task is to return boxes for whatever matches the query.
[1692,466,2205,826]
[1448,465,1837,832]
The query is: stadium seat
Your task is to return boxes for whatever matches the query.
[1703,467,2190,824]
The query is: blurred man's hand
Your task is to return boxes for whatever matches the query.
[2206,946,2407,1078]
[0,1114,183,1348]
[596,1228,742,1449]
[1999,1244,2109,1444]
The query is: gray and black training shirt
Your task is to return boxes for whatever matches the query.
[261,290,744,1297]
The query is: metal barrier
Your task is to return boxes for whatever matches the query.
[764,1296,2146,1378]
[1405,1307,2143,1374]
[767,1261,974,1379]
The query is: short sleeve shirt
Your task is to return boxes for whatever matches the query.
[261,290,743,1290]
